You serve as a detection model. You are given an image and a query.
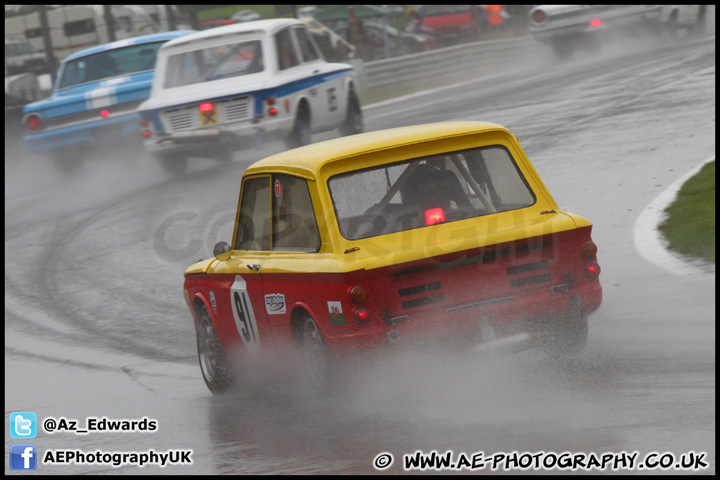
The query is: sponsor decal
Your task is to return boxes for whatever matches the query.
[328,301,345,326]
[265,293,286,315]
[210,291,217,312]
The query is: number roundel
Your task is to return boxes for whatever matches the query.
[230,275,260,352]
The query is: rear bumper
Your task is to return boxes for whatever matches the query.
[324,283,602,355]
[24,113,142,153]
[143,115,293,155]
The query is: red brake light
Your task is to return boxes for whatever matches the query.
[268,107,278,116]
[25,114,42,131]
[532,9,547,24]
[425,208,445,226]
[142,130,151,138]
[590,18,602,27]
[199,102,213,112]
[100,109,109,117]
[585,262,601,278]
[354,306,371,324]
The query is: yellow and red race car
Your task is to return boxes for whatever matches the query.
[183,121,602,393]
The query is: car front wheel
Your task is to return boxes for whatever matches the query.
[196,305,234,394]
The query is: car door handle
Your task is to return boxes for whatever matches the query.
[246,264,261,271]
[313,69,320,74]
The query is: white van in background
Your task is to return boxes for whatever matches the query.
[4,5,162,66]
[5,37,46,75]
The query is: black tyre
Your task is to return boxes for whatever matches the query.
[301,316,331,388]
[196,305,234,394]
[156,153,187,176]
[285,104,311,150]
[339,90,363,137]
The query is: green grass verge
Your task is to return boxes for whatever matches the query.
[658,160,715,264]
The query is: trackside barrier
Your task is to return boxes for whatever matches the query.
[360,36,542,92]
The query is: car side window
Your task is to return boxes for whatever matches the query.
[272,174,321,252]
[294,26,321,63]
[275,28,300,70]
[235,176,271,251]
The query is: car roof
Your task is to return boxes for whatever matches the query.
[245,121,510,180]
[63,31,196,61]
[162,18,303,49]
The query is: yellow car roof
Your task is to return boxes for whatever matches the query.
[244,121,511,180]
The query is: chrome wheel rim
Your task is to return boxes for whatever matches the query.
[198,316,217,381]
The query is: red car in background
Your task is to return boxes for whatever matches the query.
[408,5,479,46]
[199,19,236,31]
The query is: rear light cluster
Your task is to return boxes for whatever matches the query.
[24,113,42,132]
[349,285,371,324]
[140,118,151,138]
[581,241,601,278]
[266,96,277,116]
[531,9,547,24]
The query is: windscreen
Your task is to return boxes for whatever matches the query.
[328,146,536,240]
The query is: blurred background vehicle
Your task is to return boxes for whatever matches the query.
[297,6,319,19]
[21,30,194,172]
[528,5,708,58]
[5,71,42,107]
[299,16,356,62]
[199,19,236,31]
[406,5,479,47]
[231,9,261,23]
[4,5,164,65]
[5,36,47,75]
[332,19,439,59]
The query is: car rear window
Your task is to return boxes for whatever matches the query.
[328,146,536,240]
[163,39,263,88]
[57,41,166,89]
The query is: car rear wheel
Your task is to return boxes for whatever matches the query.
[339,91,363,137]
[285,105,311,150]
[196,305,234,394]
[156,153,187,176]
[301,316,330,388]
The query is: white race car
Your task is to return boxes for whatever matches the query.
[138,18,363,174]
[528,5,708,58]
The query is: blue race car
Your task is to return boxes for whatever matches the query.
[21,30,194,171]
